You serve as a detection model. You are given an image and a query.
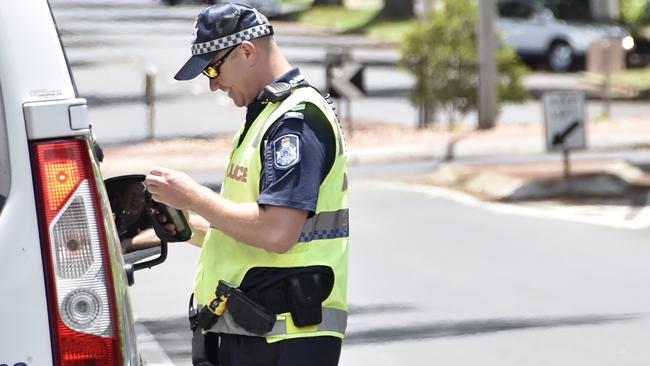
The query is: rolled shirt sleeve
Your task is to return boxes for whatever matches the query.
[257,103,335,216]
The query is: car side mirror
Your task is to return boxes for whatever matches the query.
[104,174,192,275]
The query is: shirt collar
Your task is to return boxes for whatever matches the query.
[251,67,307,106]
[245,67,308,125]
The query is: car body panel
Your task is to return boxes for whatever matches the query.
[0,1,139,364]
[0,1,68,362]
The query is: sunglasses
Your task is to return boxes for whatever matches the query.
[202,45,239,79]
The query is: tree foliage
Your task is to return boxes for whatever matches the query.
[620,0,648,28]
[399,0,529,127]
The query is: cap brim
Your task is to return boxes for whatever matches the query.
[174,52,215,81]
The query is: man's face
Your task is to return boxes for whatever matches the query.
[207,45,249,107]
[118,182,146,229]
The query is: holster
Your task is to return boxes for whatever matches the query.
[219,281,276,335]
[249,268,334,328]
[284,272,332,327]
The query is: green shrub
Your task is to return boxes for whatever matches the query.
[620,0,647,27]
[399,0,529,127]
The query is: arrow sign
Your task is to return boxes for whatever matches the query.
[330,63,365,99]
[551,120,581,146]
[542,91,586,151]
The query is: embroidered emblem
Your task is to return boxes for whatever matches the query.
[273,134,300,169]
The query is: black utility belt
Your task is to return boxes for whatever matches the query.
[189,272,334,335]
[195,280,276,334]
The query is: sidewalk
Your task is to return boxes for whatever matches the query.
[102,116,650,203]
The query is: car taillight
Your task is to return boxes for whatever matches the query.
[31,139,121,366]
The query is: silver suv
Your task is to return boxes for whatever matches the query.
[497,0,635,72]
[0,1,186,364]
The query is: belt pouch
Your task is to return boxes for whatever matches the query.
[284,273,332,327]
[227,287,276,334]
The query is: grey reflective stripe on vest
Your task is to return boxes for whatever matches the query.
[207,307,348,337]
[298,208,349,243]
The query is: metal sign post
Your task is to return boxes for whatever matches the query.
[543,91,587,180]
[587,38,625,119]
[144,64,158,141]
[477,0,498,130]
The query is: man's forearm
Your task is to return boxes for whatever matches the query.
[189,185,306,253]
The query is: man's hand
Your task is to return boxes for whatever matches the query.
[145,167,203,210]
[146,167,307,253]
[151,206,178,238]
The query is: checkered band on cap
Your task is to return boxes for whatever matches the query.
[191,24,273,56]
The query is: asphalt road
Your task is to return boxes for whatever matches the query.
[129,178,650,366]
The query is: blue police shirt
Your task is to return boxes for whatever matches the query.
[242,68,335,216]
[237,68,337,293]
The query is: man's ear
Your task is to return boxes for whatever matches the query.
[240,41,256,66]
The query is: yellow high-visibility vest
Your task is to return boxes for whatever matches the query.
[195,87,349,342]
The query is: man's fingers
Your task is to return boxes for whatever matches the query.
[155,213,168,223]
[149,166,172,176]
[145,167,175,191]
[150,192,162,203]
[146,185,160,196]
[164,223,177,236]
[145,174,164,187]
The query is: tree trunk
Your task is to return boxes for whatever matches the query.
[313,0,343,5]
[381,0,415,19]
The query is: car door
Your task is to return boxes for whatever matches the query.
[497,0,549,56]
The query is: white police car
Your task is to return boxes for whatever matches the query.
[0,1,186,364]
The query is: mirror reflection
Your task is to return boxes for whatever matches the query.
[107,178,162,254]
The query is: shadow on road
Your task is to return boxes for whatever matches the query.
[139,310,640,361]
[344,313,640,345]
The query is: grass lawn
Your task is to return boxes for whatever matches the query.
[611,68,650,89]
[584,68,650,97]
[292,4,418,44]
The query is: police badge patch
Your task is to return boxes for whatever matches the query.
[273,134,300,169]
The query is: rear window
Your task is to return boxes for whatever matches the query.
[0,87,9,212]
[544,0,593,21]
[498,1,536,19]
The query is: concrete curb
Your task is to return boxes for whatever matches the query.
[428,159,648,202]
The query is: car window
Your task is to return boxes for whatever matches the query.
[498,1,536,19]
[543,0,593,21]
[0,86,9,213]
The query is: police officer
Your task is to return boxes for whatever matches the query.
[145,3,349,366]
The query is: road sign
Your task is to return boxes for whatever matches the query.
[543,91,586,151]
[330,62,365,99]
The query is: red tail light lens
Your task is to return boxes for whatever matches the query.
[32,139,121,366]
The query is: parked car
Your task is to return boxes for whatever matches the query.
[0,1,188,365]
[497,0,635,72]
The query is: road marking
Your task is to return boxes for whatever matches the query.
[136,323,175,366]
[362,180,650,230]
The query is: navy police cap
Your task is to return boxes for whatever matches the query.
[174,2,274,81]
